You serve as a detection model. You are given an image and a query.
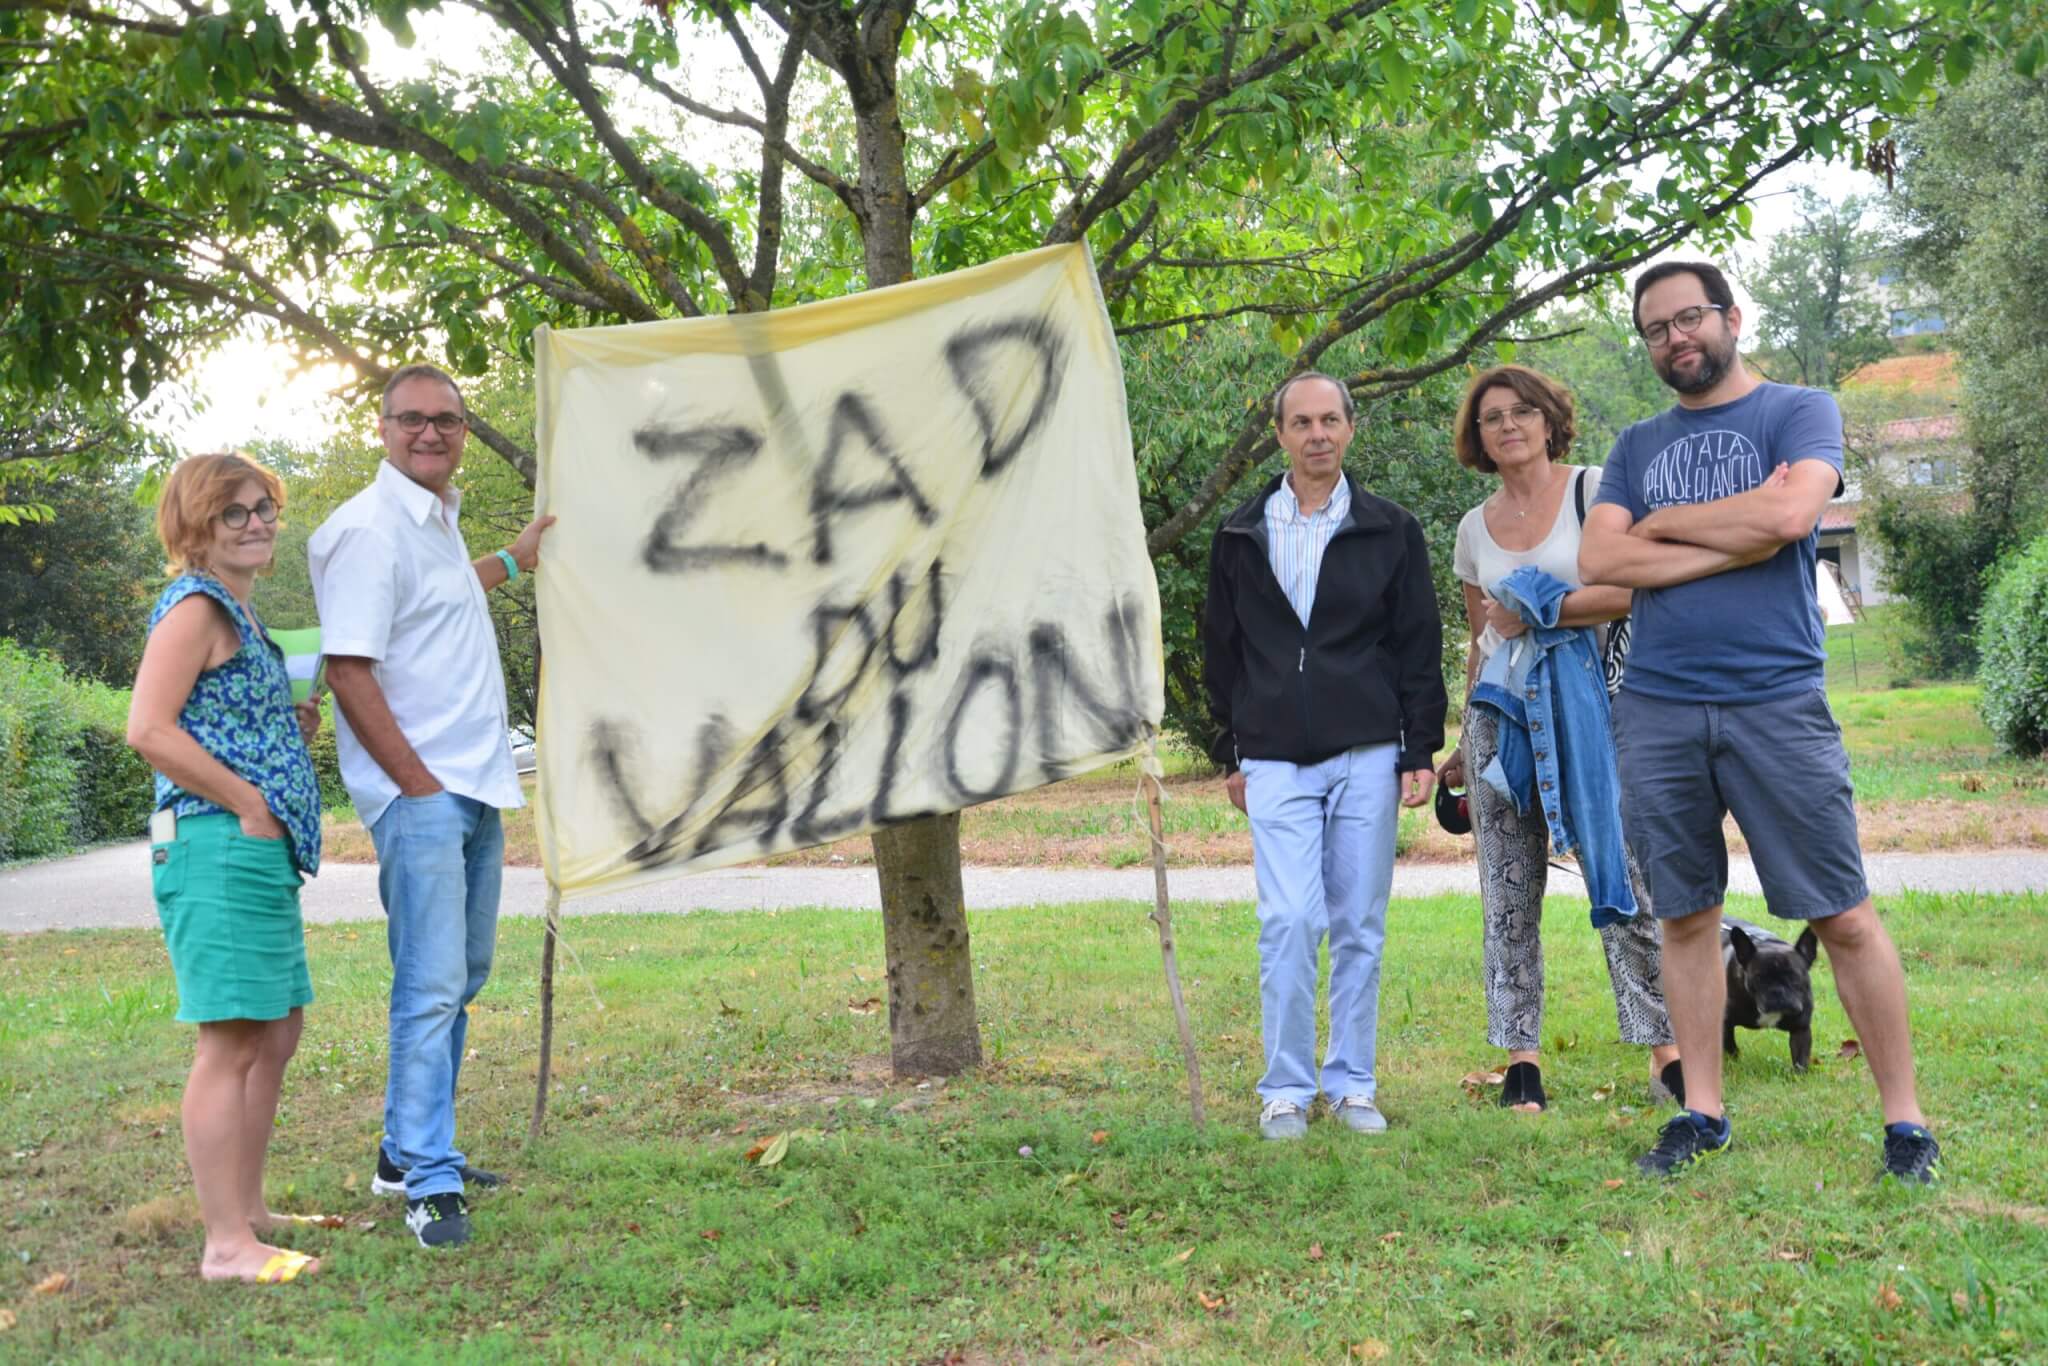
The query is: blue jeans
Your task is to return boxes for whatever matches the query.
[369,791,504,1199]
[1241,742,1401,1108]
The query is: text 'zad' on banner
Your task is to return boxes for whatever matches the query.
[532,244,1165,900]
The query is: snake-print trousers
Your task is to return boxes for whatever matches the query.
[1465,707,1674,1050]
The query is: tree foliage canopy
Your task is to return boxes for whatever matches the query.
[1869,51,2048,675]
[2,0,2016,551]
[1744,188,1893,390]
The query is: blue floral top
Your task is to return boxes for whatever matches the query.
[148,575,322,875]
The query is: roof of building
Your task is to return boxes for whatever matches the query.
[1820,505,1860,532]
[1879,414,1963,442]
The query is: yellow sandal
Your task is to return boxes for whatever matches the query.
[253,1250,317,1284]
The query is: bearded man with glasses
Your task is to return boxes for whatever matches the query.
[1578,261,1940,1185]
[308,363,555,1248]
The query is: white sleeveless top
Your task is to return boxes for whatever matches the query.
[1453,465,1605,663]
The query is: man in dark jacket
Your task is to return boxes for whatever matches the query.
[1203,371,1446,1140]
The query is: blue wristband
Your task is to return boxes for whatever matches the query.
[495,548,520,583]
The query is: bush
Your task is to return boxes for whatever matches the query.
[305,699,351,814]
[1865,492,2011,679]
[0,639,153,861]
[1978,534,2048,757]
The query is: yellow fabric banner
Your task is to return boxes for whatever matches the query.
[532,244,1165,899]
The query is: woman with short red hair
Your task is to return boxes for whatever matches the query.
[126,452,325,1284]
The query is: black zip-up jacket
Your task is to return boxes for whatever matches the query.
[1202,472,1447,776]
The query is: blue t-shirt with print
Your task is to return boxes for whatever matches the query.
[1592,382,1842,703]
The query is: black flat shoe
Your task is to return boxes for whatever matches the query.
[1500,1061,1546,1112]
[1653,1060,1687,1108]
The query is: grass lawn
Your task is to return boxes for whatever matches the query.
[4,891,2043,1360]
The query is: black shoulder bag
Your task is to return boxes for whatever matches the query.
[1573,466,1630,696]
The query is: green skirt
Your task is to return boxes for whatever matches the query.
[152,812,314,1023]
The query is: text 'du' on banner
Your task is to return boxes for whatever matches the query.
[532,243,1165,900]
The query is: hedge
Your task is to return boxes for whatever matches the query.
[1978,533,2048,758]
[0,639,154,861]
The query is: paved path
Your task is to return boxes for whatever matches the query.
[3,842,2044,934]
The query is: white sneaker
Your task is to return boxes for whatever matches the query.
[1332,1095,1387,1133]
[1259,1098,1309,1141]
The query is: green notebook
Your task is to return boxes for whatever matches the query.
[268,626,324,704]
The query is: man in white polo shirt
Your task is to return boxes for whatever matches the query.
[309,364,553,1249]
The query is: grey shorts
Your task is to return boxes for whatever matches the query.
[1612,686,1869,922]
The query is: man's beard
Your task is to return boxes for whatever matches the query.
[1656,331,1735,395]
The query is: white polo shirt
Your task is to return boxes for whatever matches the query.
[307,459,522,829]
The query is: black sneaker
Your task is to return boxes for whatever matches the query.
[1635,1110,1731,1177]
[405,1192,471,1248]
[371,1145,408,1197]
[373,1142,506,1197]
[1881,1123,1942,1184]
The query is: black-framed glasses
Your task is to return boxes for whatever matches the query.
[1640,304,1728,347]
[220,497,279,529]
[1477,402,1542,432]
[386,410,467,435]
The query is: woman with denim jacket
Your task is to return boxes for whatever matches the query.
[127,452,325,1285]
[1436,366,1683,1114]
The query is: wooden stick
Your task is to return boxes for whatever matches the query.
[1145,770,1206,1128]
[528,886,560,1149]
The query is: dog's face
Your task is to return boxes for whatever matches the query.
[1728,925,1817,1024]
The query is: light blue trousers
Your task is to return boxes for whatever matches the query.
[1242,743,1401,1108]
[369,791,503,1200]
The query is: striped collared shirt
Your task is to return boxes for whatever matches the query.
[1264,473,1350,626]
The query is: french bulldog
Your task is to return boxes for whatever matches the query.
[1722,916,1818,1072]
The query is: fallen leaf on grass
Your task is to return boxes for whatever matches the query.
[699,1229,721,1241]
[1351,1341,1389,1361]
[1090,1130,1110,1145]
[717,1000,742,1018]
[287,1214,346,1228]
[1163,1246,1195,1267]
[728,1124,748,1136]
[1953,1290,1971,1313]
[1775,1249,1807,1262]
[1590,1082,1615,1101]
[1603,1179,1626,1190]
[32,1272,69,1295]
[743,1132,790,1167]
[1378,1232,1402,1244]
[625,1223,641,1235]
[1839,1039,1862,1060]
[1875,1282,1903,1312]
[1308,1243,1324,1261]
[0,1308,15,1332]
[342,1172,358,1193]
[1459,1070,1505,1088]
[846,997,881,1015]
[1196,1290,1225,1311]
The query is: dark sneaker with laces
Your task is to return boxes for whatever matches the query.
[372,1145,408,1197]
[1636,1109,1731,1177]
[1881,1123,1941,1184]
[373,1142,505,1197]
[405,1192,471,1248]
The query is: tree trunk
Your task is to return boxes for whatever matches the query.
[873,812,982,1074]
[850,9,982,1078]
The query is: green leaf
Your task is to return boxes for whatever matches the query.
[1941,41,1974,88]
[171,43,208,102]
[2016,34,2044,81]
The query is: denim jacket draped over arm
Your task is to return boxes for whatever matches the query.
[1467,566,1636,927]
